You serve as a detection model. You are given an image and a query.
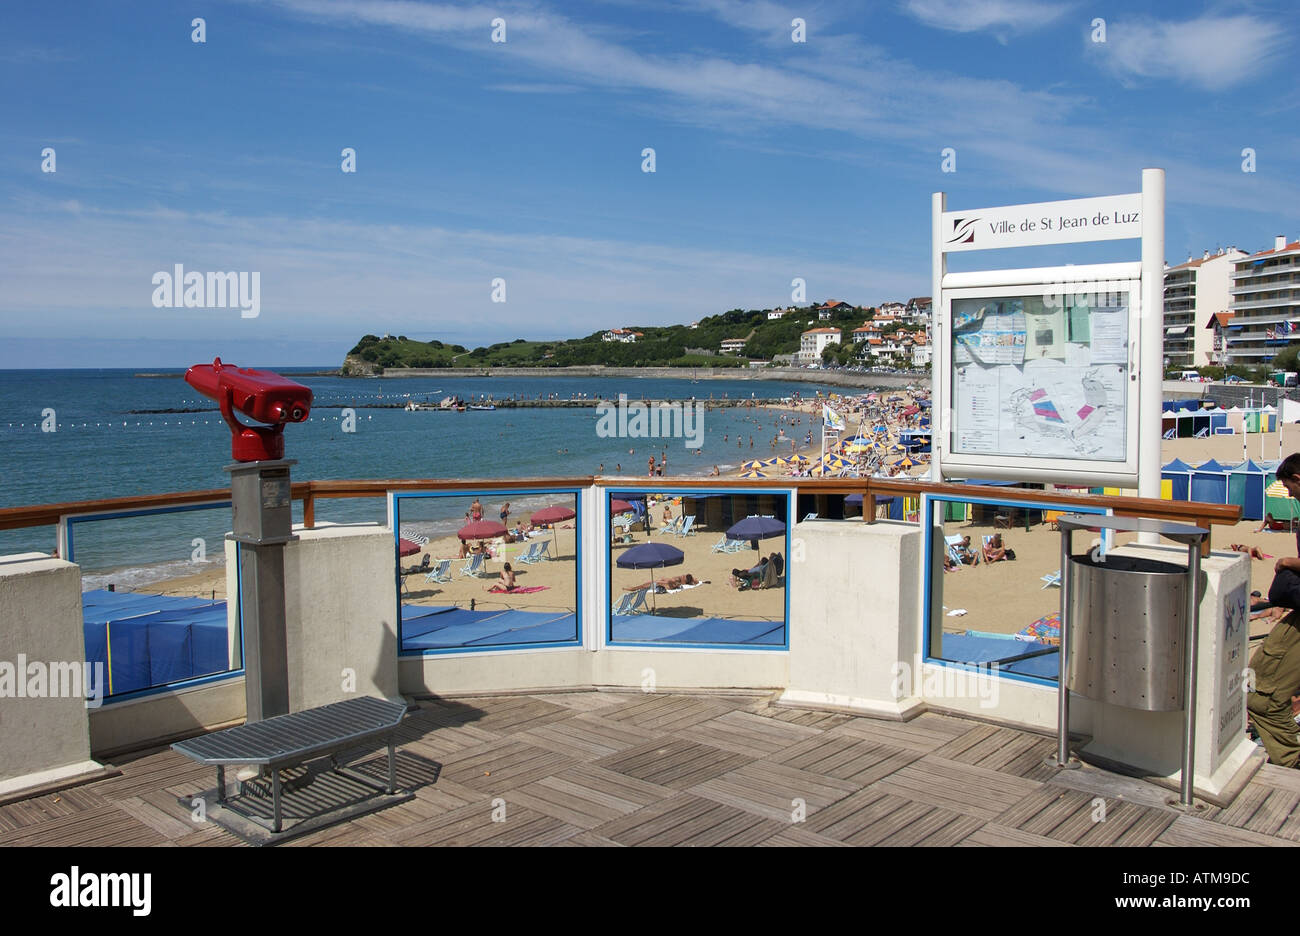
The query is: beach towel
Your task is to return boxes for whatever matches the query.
[1017,612,1060,645]
[488,585,550,594]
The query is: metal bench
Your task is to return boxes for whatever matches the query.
[172,696,407,834]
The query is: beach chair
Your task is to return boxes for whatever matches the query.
[944,535,965,567]
[1162,427,1176,440]
[614,587,649,616]
[515,542,542,564]
[803,512,818,521]
[533,540,552,561]
[711,535,730,553]
[1194,427,1209,439]
[424,559,452,584]
[458,553,487,577]
[676,515,696,537]
[657,516,683,536]
[401,554,431,576]
[725,538,747,553]
[1040,569,1061,589]
[612,514,635,535]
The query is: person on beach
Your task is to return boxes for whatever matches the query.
[458,539,470,559]
[471,498,483,522]
[1247,454,1300,767]
[499,502,510,524]
[486,562,517,592]
[648,456,655,477]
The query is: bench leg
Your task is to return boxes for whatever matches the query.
[272,769,283,833]
[216,765,226,804]
[386,740,397,794]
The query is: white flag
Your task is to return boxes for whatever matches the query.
[823,405,845,432]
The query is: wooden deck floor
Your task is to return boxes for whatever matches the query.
[5,691,1299,847]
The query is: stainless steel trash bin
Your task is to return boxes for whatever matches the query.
[1066,552,1187,711]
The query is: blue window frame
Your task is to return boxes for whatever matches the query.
[921,493,1108,687]
[67,502,243,703]
[605,487,791,650]
[393,489,583,655]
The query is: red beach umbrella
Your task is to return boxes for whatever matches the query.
[397,537,421,557]
[530,504,576,555]
[530,505,575,525]
[610,499,634,515]
[458,520,507,541]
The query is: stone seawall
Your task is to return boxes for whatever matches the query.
[372,365,924,390]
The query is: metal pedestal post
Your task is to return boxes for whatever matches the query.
[1048,525,1080,769]
[226,459,297,723]
[1178,543,1202,807]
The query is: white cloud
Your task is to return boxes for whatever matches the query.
[1090,14,1289,90]
[900,0,1070,35]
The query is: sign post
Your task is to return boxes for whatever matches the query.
[931,170,1164,494]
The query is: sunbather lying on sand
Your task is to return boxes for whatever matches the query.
[1230,543,1273,560]
[624,573,700,593]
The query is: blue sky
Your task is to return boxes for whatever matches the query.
[1,0,1296,367]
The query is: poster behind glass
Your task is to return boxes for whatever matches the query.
[950,290,1129,462]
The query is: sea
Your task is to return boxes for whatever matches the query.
[0,368,868,585]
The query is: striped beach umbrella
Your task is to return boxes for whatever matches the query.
[739,468,768,479]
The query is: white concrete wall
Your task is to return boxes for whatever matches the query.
[0,554,100,794]
[780,520,924,717]
[281,524,401,710]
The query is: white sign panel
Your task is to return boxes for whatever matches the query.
[942,194,1141,253]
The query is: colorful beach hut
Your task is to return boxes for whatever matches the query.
[1189,459,1230,505]
[1226,406,1245,435]
[1228,459,1267,521]
[1161,458,1193,502]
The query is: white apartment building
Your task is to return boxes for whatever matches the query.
[1162,247,1246,368]
[799,327,841,363]
[1223,236,1300,367]
[766,309,788,320]
[720,338,748,354]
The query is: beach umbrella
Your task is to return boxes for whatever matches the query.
[727,515,787,541]
[739,468,768,479]
[530,504,576,553]
[458,520,507,541]
[397,537,422,558]
[741,459,765,470]
[610,499,634,515]
[616,542,684,613]
[894,456,916,469]
[788,453,810,463]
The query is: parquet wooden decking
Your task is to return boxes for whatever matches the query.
[6,691,1299,846]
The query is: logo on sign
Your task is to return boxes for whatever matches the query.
[947,217,979,246]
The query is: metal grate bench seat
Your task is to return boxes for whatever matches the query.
[172,696,408,834]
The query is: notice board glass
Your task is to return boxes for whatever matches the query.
[948,284,1135,464]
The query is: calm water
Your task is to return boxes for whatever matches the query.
[0,368,861,579]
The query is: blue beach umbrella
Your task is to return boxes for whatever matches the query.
[616,542,684,613]
[727,515,787,541]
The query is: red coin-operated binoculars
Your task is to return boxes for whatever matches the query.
[185,357,314,722]
[184,357,313,462]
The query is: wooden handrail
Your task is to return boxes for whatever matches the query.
[0,476,1241,536]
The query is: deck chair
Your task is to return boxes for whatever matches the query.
[725,538,747,553]
[657,516,683,536]
[711,535,730,553]
[676,515,696,537]
[1194,427,1208,438]
[612,514,635,534]
[515,542,542,564]
[402,554,431,576]
[532,540,552,561]
[459,553,487,577]
[614,587,649,616]
[803,512,818,521]
[1162,427,1176,440]
[424,559,452,584]
[1040,569,1061,589]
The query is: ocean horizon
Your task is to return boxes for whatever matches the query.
[0,368,862,580]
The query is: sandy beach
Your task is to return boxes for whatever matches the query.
[122,421,1300,647]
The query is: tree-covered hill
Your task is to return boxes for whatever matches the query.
[343,302,885,372]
